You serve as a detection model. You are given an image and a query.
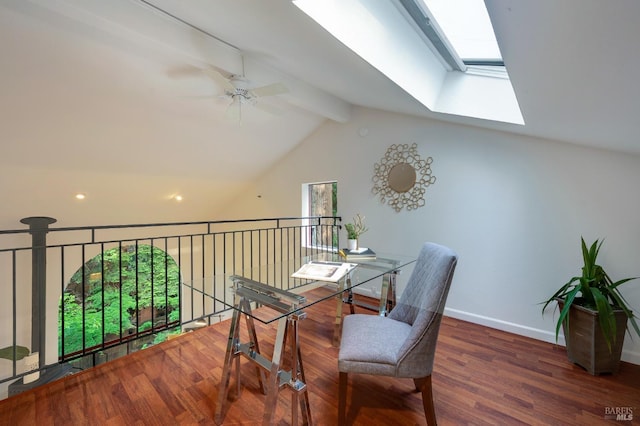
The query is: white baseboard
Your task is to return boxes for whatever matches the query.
[444,307,640,366]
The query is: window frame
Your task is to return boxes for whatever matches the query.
[301,181,337,250]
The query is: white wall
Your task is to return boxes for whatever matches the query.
[222,106,640,365]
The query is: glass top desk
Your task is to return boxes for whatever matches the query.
[185,252,416,425]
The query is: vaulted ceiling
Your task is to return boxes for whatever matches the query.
[1,0,640,227]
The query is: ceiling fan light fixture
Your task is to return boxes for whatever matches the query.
[198,61,289,122]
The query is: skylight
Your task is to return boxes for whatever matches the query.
[293,0,523,125]
[419,0,502,64]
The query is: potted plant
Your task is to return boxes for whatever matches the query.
[344,214,368,250]
[542,237,640,374]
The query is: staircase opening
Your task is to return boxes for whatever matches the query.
[58,244,181,366]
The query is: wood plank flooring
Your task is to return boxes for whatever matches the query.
[1,287,639,425]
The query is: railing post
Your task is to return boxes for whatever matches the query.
[20,216,57,369]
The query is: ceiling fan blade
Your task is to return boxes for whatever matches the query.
[253,101,284,116]
[250,82,288,98]
[203,67,235,92]
[182,95,216,99]
[166,65,203,78]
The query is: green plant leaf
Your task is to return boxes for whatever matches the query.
[544,237,640,346]
[0,345,30,361]
[627,314,640,340]
[541,276,579,314]
[607,287,640,339]
[555,286,581,342]
[609,277,639,289]
[592,287,615,351]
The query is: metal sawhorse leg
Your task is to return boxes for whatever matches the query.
[215,276,313,425]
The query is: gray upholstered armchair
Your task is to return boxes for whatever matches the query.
[338,242,458,425]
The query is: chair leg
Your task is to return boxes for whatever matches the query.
[338,372,348,426]
[415,375,437,426]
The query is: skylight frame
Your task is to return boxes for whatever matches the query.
[394,0,466,71]
[400,0,504,69]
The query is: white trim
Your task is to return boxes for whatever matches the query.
[464,65,509,79]
[444,307,561,343]
[444,307,640,366]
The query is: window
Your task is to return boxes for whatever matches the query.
[293,0,523,124]
[415,0,503,66]
[309,182,337,218]
[58,244,180,358]
[302,181,337,248]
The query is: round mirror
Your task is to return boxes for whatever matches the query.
[372,143,436,212]
[387,163,416,193]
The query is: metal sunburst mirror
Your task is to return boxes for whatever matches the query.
[372,143,436,212]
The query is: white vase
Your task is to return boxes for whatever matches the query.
[347,239,358,250]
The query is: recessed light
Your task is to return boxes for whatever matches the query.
[174,195,183,202]
[75,193,86,200]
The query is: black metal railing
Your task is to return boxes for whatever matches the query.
[0,216,340,398]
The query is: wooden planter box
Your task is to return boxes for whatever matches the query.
[558,300,628,375]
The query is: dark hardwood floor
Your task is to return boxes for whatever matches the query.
[1,287,639,425]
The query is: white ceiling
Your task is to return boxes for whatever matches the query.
[1,0,640,225]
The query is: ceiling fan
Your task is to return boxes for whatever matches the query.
[203,65,289,122]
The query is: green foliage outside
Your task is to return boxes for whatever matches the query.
[58,244,180,357]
